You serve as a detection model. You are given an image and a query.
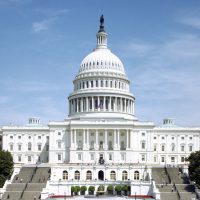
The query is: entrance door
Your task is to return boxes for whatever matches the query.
[98,170,104,180]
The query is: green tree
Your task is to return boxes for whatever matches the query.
[107,185,114,195]
[121,185,129,195]
[115,185,122,195]
[187,151,200,187]
[75,186,81,195]
[0,150,13,187]
[81,186,87,195]
[88,186,95,194]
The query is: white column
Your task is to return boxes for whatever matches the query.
[96,129,99,149]
[103,96,106,111]
[126,129,129,149]
[83,129,86,149]
[86,97,88,112]
[114,130,117,148]
[86,129,89,149]
[120,98,123,112]
[105,129,108,150]
[74,129,77,148]
[109,96,111,111]
[70,129,73,148]
[81,98,83,112]
[92,97,94,111]
[125,98,127,113]
[117,130,120,148]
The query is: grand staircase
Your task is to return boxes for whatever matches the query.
[152,167,197,200]
[2,166,50,200]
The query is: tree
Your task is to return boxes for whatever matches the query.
[81,186,87,195]
[88,186,95,195]
[0,150,14,187]
[187,151,200,187]
[121,185,129,195]
[75,186,81,195]
[115,185,122,195]
[107,185,114,195]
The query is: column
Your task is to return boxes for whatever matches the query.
[92,97,94,111]
[117,130,120,149]
[114,129,117,148]
[109,96,111,111]
[70,129,73,148]
[120,98,123,112]
[129,129,131,148]
[96,130,99,149]
[74,129,77,148]
[103,96,106,111]
[76,99,78,112]
[86,129,89,149]
[114,97,117,111]
[86,97,88,112]
[83,129,86,148]
[126,129,129,149]
[125,98,127,113]
[81,98,83,112]
[105,129,108,150]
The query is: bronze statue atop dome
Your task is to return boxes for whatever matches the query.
[99,14,105,33]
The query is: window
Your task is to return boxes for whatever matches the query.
[181,136,184,140]
[10,135,13,139]
[153,137,157,140]
[154,145,157,151]
[18,135,21,139]
[18,144,22,151]
[78,153,82,160]
[141,142,145,149]
[38,136,41,139]
[28,143,32,151]
[58,154,61,161]
[171,137,174,140]
[109,154,112,161]
[134,171,139,180]
[38,144,42,151]
[122,171,128,180]
[181,145,185,152]
[154,156,157,162]
[18,155,21,162]
[28,156,31,162]
[74,171,80,180]
[161,156,165,162]
[86,171,92,180]
[181,157,185,162]
[63,171,68,180]
[171,143,175,151]
[161,145,165,152]
[141,154,145,161]
[96,80,98,87]
[189,145,193,152]
[189,137,192,140]
[28,136,31,139]
[58,132,61,136]
[161,136,165,140]
[57,141,61,149]
[90,154,94,160]
[110,171,116,180]
[46,136,49,140]
[121,154,125,161]
[10,144,13,151]
[171,157,175,162]
[142,132,145,136]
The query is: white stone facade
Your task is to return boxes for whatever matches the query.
[1,16,200,199]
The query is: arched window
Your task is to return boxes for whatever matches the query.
[171,143,175,151]
[86,170,92,180]
[74,170,80,180]
[110,171,116,180]
[122,171,128,180]
[63,171,68,180]
[134,171,140,180]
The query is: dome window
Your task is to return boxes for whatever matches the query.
[97,61,99,65]
[101,61,103,65]
[93,62,95,66]
[96,80,98,87]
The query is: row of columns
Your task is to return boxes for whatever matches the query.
[70,129,131,150]
[69,96,134,115]
[74,79,129,92]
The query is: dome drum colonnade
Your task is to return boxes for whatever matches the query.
[68,15,135,118]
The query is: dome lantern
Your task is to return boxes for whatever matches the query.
[96,15,108,49]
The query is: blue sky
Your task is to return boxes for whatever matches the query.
[0,0,200,126]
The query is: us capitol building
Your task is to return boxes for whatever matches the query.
[0,16,200,200]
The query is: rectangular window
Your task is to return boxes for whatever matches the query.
[181,157,185,162]
[154,145,157,151]
[91,154,94,160]
[10,135,13,139]
[18,155,21,162]
[58,154,61,161]
[18,135,21,139]
[161,145,165,151]
[58,141,61,149]
[189,146,193,152]
[141,142,145,149]
[161,156,165,162]
[141,154,145,161]
[10,144,13,151]
[154,156,157,162]
[38,136,41,139]
[181,145,185,152]
[18,144,22,151]
[171,157,175,162]
[38,144,41,151]
[78,154,82,160]
[109,154,112,160]
[28,156,31,162]
[121,154,125,161]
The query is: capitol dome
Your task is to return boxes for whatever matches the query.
[68,15,135,120]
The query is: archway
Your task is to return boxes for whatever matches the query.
[98,170,104,180]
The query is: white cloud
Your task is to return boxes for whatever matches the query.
[179,16,200,29]
[32,19,51,33]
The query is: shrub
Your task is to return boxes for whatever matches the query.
[81,186,87,195]
[107,185,114,194]
[121,185,129,195]
[88,186,95,194]
[115,185,122,195]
